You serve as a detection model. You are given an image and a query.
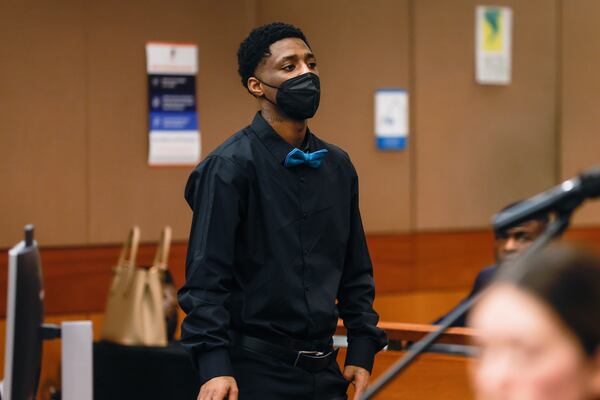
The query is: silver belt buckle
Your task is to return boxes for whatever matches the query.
[293,350,329,367]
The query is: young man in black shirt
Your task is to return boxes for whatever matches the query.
[179,22,387,400]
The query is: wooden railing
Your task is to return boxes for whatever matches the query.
[336,320,477,345]
[337,322,477,399]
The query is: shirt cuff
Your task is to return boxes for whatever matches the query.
[344,337,380,373]
[195,348,234,386]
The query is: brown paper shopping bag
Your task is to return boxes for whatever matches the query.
[101,226,169,346]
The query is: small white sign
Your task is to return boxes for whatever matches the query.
[375,89,408,150]
[475,6,513,85]
[146,42,198,75]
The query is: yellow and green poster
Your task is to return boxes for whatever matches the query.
[476,6,512,85]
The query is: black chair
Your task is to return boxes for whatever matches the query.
[94,341,199,400]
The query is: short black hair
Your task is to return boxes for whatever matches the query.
[237,22,310,89]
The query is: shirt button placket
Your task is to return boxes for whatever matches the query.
[298,172,312,332]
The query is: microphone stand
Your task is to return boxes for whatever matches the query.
[360,211,573,399]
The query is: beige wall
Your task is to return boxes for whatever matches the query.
[0,1,89,246]
[561,0,600,225]
[85,1,256,244]
[414,0,558,230]
[0,1,256,246]
[1,0,599,247]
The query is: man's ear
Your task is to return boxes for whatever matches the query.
[247,77,263,97]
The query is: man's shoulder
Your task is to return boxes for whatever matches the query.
[474,264,497,288]
[478,264,497,278]
[185,128,252,207]
[313,134,355,172]
[191,126,255,171]
[318,137,349,160]
[206,127,251,160]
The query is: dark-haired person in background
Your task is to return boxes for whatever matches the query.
[178,22,387,400]
[470,244,600,400]
[436,202,549,327]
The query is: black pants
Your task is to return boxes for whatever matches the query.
[231,346,350,400]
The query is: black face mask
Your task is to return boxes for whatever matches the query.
[257,72,321,120]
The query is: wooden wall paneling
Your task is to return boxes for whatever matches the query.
[0,231,490,317]
[1,228,599,322]
[367,233,416,292]
[176,307,186,340]
[0,231,491,318]
[257,0,412,232]
[560,0,600,225]
[86,0,257,244]
[563,227,600,246]
[0,242,188,317]
[414,0,558,230]
[413,230,495,290]
[369,230,494,293]
[0,0,88,247]
[337,348,474,400]
[375,289,469,324]
[89,312,105,341]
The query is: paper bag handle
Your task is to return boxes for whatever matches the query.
[152,226,172,271]
[117,226,140,268]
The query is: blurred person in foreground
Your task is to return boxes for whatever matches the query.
[469,244,600,400]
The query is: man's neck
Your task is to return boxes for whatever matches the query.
[261,107,307,149]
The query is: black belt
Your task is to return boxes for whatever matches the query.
[233,333,337,373]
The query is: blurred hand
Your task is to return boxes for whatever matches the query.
[197,376,238,400]
[343,365,370,400]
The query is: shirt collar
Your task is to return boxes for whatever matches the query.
[250,112,317,165]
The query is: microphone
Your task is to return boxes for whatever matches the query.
[493,166,600,232]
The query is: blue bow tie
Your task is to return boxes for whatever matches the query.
[284,148,329,168]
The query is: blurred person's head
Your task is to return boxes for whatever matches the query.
[470,245,600,400]
[493,202,549,263]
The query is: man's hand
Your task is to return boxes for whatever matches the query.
[197,376,238,400]
[343,365,370,400]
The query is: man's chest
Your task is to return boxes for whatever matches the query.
[242,162,352,237]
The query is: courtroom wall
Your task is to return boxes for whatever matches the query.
[561,0,600,225]
[0,1,257,246]
[3,0,600,248]
[413,0,558,229]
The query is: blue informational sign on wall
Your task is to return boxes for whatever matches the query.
[374,88,409,151]
[146,42,200,166]
[148,75,198,130]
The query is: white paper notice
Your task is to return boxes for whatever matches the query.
[146,42,201,166]
[375,89,408,151]
[475,6,513,85]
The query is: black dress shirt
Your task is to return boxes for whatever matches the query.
[178,112,387,385]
